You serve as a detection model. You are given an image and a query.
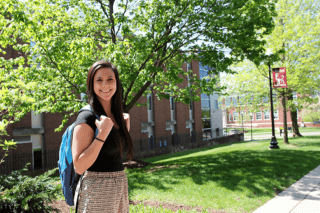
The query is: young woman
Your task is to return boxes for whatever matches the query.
[72,61,134,212]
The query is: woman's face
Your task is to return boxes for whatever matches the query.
[93,68,117,102]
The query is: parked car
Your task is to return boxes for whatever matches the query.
[229,129,241,135]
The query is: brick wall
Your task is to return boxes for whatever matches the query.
[153,88,171,137]
[176,62,192,135]
[128,94,149,142]
[192,60,203,133]
[224,105,312,129]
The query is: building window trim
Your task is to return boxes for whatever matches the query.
[256,111,262,120]
[233,112,238,121]
[274,110,279,120]
[264,110,270,120]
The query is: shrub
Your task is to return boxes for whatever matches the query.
[0,162,61,212]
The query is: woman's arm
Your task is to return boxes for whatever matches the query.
[72,123,111,175]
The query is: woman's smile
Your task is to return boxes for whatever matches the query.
[101,90,111,94]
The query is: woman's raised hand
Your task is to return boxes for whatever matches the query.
[95,115,114,137]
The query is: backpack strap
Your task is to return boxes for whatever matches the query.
[76,104,100,138]
[77,104,99,120]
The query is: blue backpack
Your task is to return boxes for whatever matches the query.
[57,104,99,206]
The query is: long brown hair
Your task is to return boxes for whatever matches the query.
[86,60,134,160]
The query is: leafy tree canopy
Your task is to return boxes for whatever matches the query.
[221,0,320,114]
[0,0,278,133]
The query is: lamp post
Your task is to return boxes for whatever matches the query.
[268,62,279,149]
[241,112,244,134]
[250,113,253,140]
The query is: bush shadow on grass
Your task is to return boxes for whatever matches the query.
[127,136,320,199]
[127,142,249,193]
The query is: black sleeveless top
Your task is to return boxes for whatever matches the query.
[74,110,126,172]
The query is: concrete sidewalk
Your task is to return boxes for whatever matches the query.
[253,165,320,213]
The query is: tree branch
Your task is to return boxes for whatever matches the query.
[39,44,79,92]
[125,72,157,112]
[96,0,110,19]
[123,64,135,104]
[116,0,129,36]
[96,0,116,44]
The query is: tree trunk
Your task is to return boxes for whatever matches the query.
[288,93,303,137]
[290,110,303,136]
[281,93,289,144]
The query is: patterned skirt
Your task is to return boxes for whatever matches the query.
[74,170,129,213]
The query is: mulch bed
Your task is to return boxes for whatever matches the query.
[46,160,231,212]
[123,159,153,169]
[130,200,229,213]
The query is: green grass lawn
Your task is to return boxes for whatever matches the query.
[299,127,320,132]
[126,135,320,213]
[26,133,320,212]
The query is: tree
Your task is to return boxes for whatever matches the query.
[0,0,277,156]
[300,94,320,123]
[221,0,320,144]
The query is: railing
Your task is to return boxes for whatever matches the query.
[0,131,243,175]
[133,131,243,160]
[0,150,59,175]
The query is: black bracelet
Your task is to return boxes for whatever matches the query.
[95,137,105,143]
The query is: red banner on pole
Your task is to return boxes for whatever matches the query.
[272,67,287,88]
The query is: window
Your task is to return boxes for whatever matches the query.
[228,113,232,122]
[226,97,231,107]
[247,111,253,120]
[201,99,210,109]
[216,128,220,137]
[199,65,208,79]
[264,110,270,120]
[262,96,269,103]
[170,97,174,110]
[200,80,212,139]
[148,96,152,110]
[256,111,262,120]
[274,110,279,120]
[13,136,31,142]
[201,94,210,109]
[239,95,245,105]
[233,97,238,106]
[233,112,238,121]
[215,100,219,109]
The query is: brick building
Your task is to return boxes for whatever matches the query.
[222,94,320,129]
[0,44,225,174]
